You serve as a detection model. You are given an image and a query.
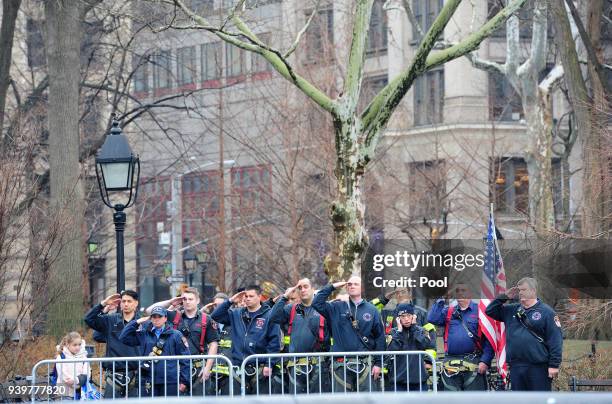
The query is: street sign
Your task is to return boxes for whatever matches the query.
[166,276,185,283]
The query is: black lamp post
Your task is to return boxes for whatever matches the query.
[95,115,140,293]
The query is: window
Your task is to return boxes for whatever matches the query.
[133,55,149,93]
[251,33,272,73]
[182,170,220,239]
[226,42,246,77]
[201,42,222,81]
[153,50,172,89]
[493,158,529,215]
[408,160,446,218]
[489,71,522,121]
[137,177,171,239]
[230,165,272,216]
[304,8,334,62]
[412,0,442,41]
[26,18,46,68]
[177,46,196,85]
[191,0,214,15]
[367,0,388,54]
[487,0,553,38]
[359,75,388,113]
[414,68,444,125]
[492,158,563,216]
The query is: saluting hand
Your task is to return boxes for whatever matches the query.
[332,281,347,289]
[283,285,298,298]
[506,287,519,299]
[136,316,150,325]
[201,302,216,313]
[102,293,121,307]
[230,291,246,304]
[396,317,403,332]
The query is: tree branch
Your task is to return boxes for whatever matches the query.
[172,0,335,113]
[465,52,506,75]
[563,0,611,94]
[360,0,528,158]
[283,0,321,58]
[342,0,375,117]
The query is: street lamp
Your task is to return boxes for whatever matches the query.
[95,115,140,293]
[170,159,234,296]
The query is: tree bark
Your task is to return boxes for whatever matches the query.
[550,0,606,236]
[0,0,22,142]
[44,0,85,336]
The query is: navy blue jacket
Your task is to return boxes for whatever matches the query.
[269,297,330,353]
[387,325,435,383]
[84,304,141,370]
[166,310,220,355]
[427,300,494,365]
[211,300,281,365]
[119,320,190,385]
[312,284,386,363]
[486,296,563,368]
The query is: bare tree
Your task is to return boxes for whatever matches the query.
[550,0,611,237]
[0,0,22,142]
[144,0,529,282]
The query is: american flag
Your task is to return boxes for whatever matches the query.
[478,206,508,381]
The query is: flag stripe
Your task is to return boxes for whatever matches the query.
[479,209,508,381]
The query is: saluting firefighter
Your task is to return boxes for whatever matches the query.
[146,287,220,396]
[84,290,141,399]
[211,284,282,395]
[371,288,438,372]
[199,293,234,395]
[269,278,331,393]
[485,277,563,391]
[312,276,386,392]
[427,284,494,391]
[119,306,190,397]
[386,303,436,391]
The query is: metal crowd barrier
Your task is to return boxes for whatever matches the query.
[30,354,234,401]
[29,351,435,401]
[239,351,437,396]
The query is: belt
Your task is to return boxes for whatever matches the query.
[443,359,479,374]
[286,358,319,367]
[211,364,231,376]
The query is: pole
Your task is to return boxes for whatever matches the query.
[113,208,127,293]
[171,175,183,297]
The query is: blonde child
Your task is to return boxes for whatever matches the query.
[55,331,90,399]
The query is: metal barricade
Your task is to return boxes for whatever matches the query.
[240,351,437,396]
[30,354,234,401]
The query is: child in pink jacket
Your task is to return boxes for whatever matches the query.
[55,332,90,399]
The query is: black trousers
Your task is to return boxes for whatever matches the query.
[441,371,487,391]
[510,364,552,391]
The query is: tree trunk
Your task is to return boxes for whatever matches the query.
[550,0,603,236]
[325,118,368,280]
[45,0,85,336]
[0,0,22,142]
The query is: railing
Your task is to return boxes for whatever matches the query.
[29,351,436,401]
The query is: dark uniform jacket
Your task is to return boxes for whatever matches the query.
[427,299,494,365]
[387,325,435,383]
[166,310,220,355]
[485,296,562,368]
[211,300,281,365]
[269,297,330,353]
[119,320,190,385]
[312,284,385,364]
[84,304,141,370]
